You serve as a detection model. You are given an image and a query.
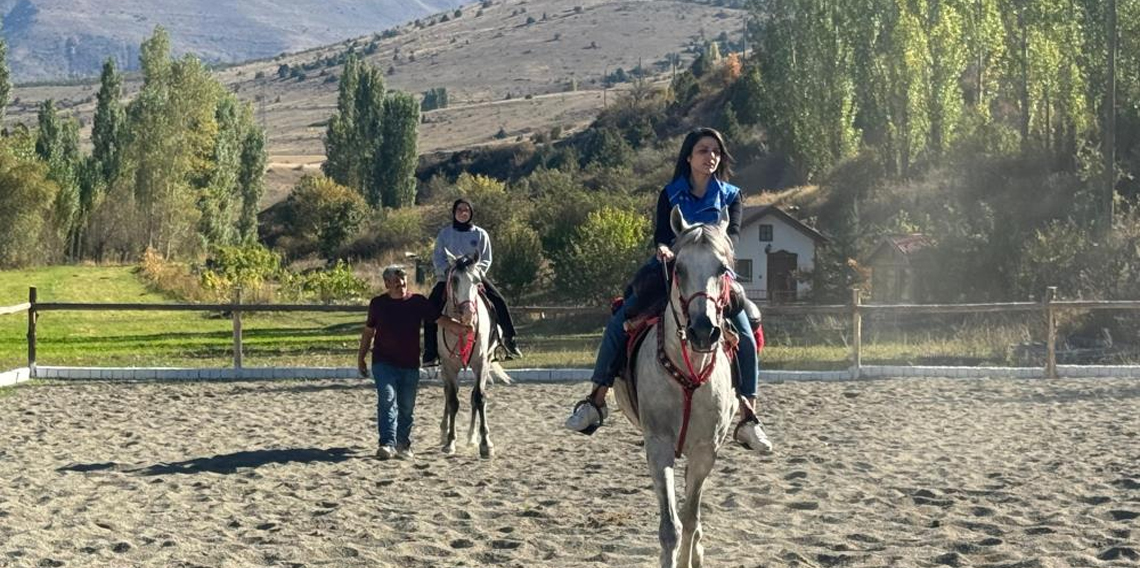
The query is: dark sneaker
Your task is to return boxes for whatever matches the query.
[376,446,397,460]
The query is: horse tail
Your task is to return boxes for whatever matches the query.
[488,361,512,385]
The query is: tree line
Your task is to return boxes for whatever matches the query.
[0,27,267,267]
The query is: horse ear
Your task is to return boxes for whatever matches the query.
[444,248,457,264]
[716,207,730,234]
[470,250,480,263]
[670,205,691,236]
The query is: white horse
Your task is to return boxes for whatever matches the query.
[437,250,511,458]
[612,207,738,568]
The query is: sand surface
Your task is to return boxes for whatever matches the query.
[1,377,1137,567]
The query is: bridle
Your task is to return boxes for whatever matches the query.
[443,264,480,368]
[658,244,733,458]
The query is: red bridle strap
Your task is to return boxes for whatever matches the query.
[443,266,478,368]
[661,265,733,457]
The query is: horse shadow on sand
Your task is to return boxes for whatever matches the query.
[58,447,355,476]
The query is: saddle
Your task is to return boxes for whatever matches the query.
[475,287,506,358]
[609,277,763,423]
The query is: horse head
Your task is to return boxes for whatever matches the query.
[444,248,483,325]
[668,206,734,352]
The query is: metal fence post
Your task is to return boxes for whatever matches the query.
[233,287,243,370]
[1045,286,1057,379]
[27,287,37,377]
[851,287,862,380]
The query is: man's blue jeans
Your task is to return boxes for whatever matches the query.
[372,361,421,448]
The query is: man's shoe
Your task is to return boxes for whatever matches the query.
[564,399,608,435]
[503,337,523,359]
[396,446,414,460]
[422,350,439,367]
[376,445,397,460]
[734,419,773,456]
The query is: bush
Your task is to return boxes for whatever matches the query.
[280,260,373,304]
[491,219,545,302]
[286,175,369,259]
[137,247,212,302]
[199,243,283,301]
[553,206,649,304]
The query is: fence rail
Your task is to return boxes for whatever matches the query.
[0,303,30,316]
[9,286,1140,380]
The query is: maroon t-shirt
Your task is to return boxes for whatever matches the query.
[365,294,441,369]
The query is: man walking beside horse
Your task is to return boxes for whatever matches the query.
[357,265,471,460]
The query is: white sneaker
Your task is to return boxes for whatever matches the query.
[396,446,414,460]
[735,421,773,455]
[376,446,397,460]
[564,400,609,433]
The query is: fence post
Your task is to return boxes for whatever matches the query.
[1044,286,1057,379]
[27,287,37,377]
[232,287,243,371]
[851,287,862,380]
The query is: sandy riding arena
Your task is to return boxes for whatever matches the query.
[1,377,1137,567]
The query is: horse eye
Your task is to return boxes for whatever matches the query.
[718,264,730,275]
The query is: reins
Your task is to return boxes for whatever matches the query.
[443,265,478,368]
[658,254,732,458]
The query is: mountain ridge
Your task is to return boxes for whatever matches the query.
[0,0,469,81]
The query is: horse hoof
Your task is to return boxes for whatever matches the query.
[442,443,456,455]
[479,445,493,459]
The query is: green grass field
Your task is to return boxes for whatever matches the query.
[0,265,610,371]
[2,265,1071,373]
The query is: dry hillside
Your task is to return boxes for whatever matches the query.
[0,0,468,81]
[7,0,747,205]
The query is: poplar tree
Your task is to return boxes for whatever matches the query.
[376,92,419,207]
[92,58,125,184]
[0,34,10,124]
[238,128,267,243]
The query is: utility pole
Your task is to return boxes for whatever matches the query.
[1104,0,1117,235]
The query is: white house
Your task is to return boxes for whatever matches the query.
[734,205,827,303]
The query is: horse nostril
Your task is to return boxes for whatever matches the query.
[709,328,722,344]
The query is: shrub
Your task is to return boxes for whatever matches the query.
[491,219,545,302]
[281,260,373,304]
[286,175,369,259]
[199,243,283,301]
[137,247,211,302]
[553,206,649,304]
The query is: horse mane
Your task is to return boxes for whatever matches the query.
[452,254,480,274]
[673,224,734,263]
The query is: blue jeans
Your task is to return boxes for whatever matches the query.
[372,361,420,448]
[590,262,759,399]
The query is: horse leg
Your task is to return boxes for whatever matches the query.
[678,446,716,568]
[439,378,459,455]
[646,437,681,568]
[471,376,493,458]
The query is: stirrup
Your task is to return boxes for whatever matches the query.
[571,398,606,436]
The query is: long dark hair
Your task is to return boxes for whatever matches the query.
[671,127,734,183]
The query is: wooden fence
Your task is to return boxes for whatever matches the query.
[4,285,1140,379]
